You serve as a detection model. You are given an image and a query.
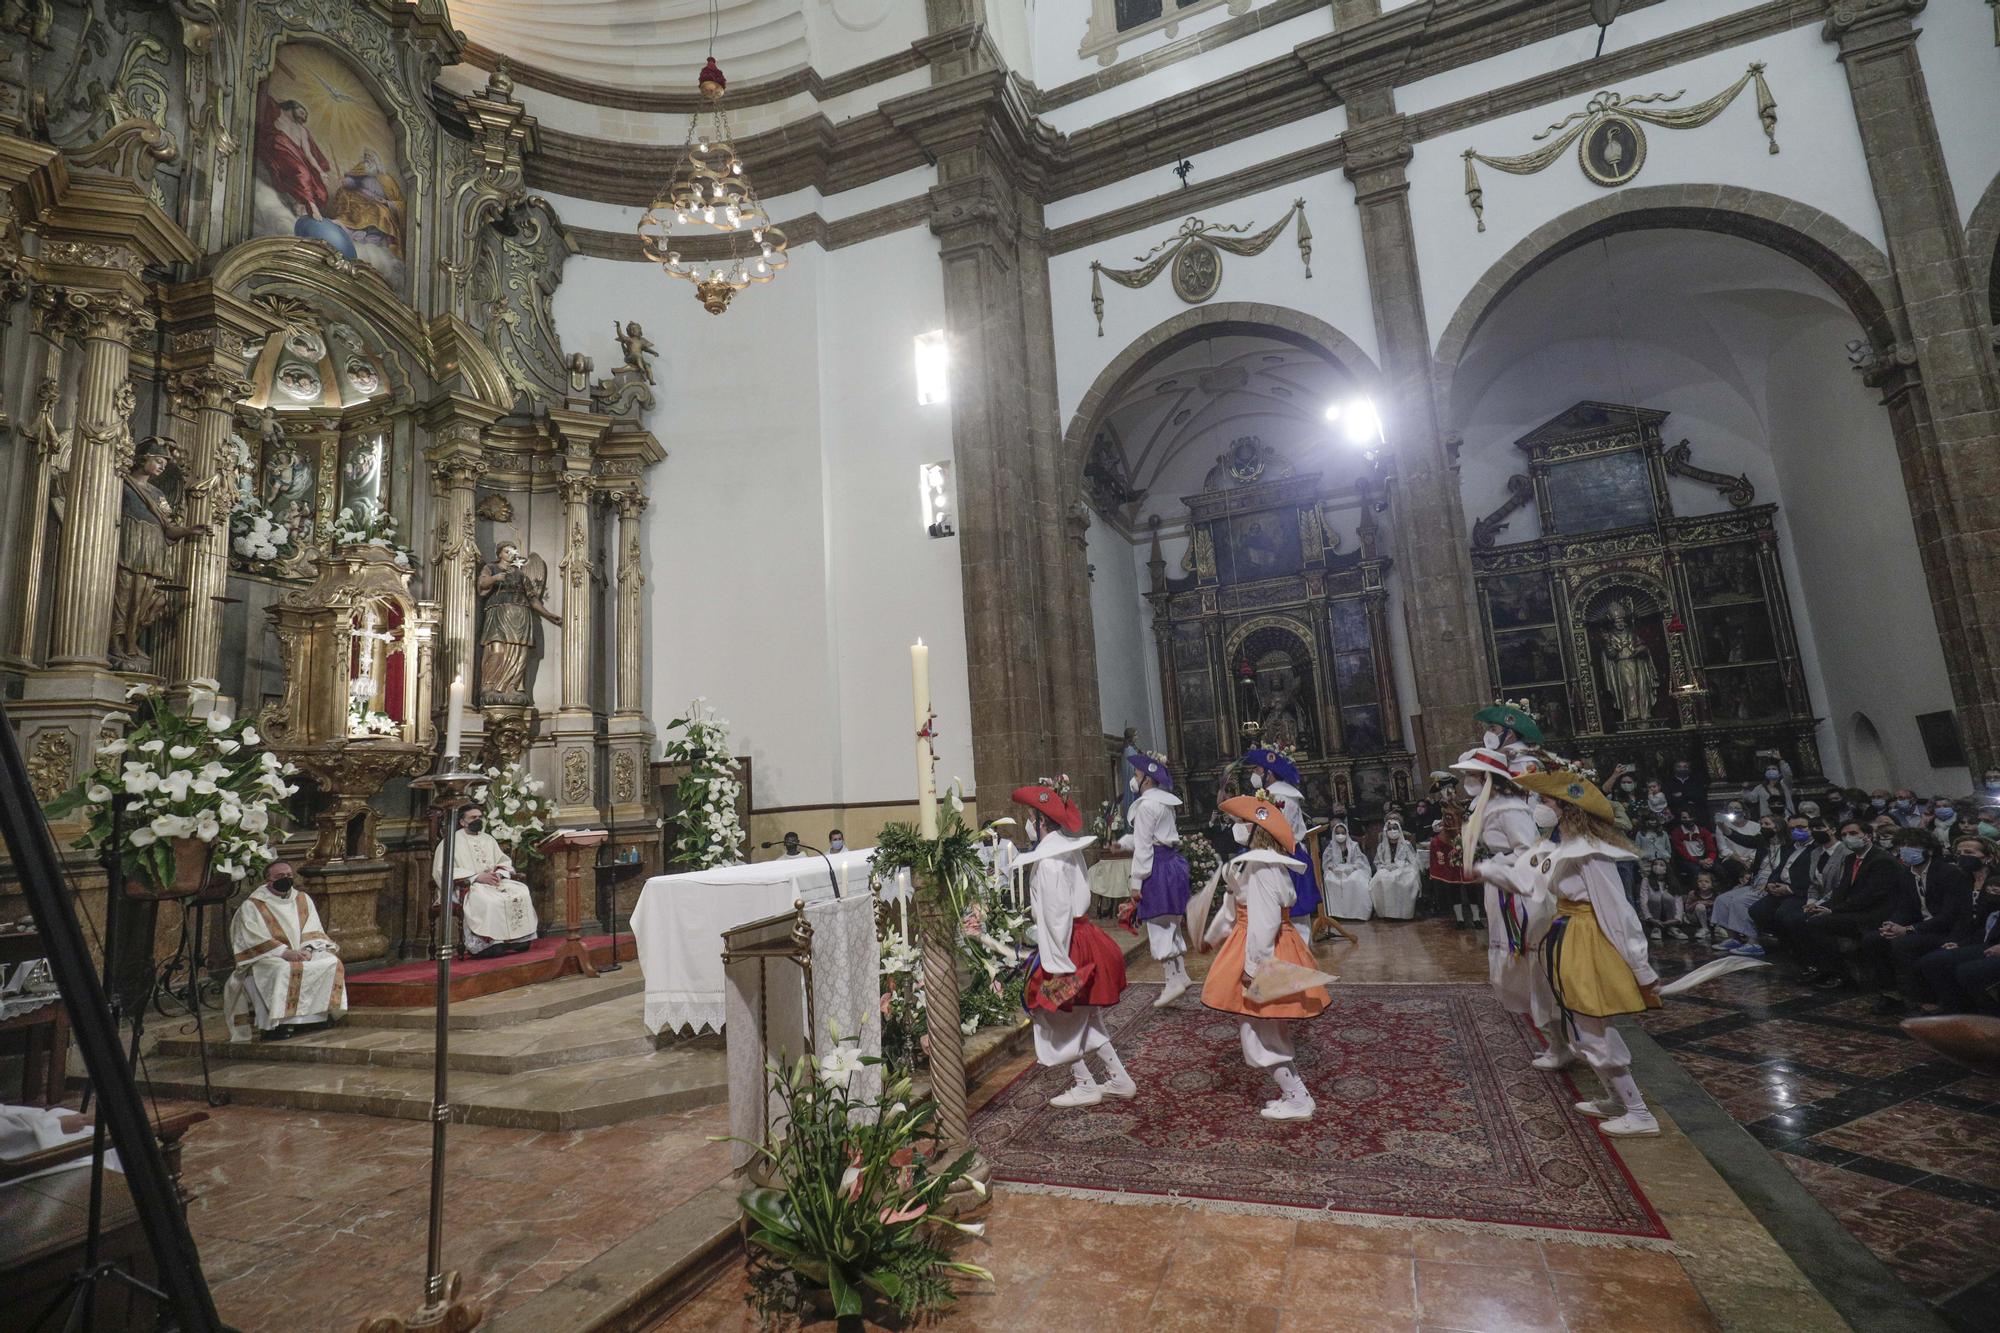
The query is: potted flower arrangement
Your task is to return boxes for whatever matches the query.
[467,764,556,868]
[661,699,745,869]
[44,681,298,898]
[734,1053,990,1327]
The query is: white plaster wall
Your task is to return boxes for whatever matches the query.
[551,222,974,808]
[1047,175,1380,431]
[1032,0,1286,93]
[1411,23,1889,347]
[803,0,931,76]
[1087,514,1157,745]
[1045,109,1347,227]
[1913,0,2000,225]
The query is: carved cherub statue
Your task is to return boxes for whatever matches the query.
[613,320,656,386]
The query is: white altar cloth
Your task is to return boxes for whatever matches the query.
[629,848,905,1036]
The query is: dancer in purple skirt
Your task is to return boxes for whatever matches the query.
[1118,750,1193,1007]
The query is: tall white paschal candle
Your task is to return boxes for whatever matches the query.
[445,671,467,762]
[912,639,937,838]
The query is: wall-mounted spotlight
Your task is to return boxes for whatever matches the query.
[914,329,948,406]
[1325,395,1389,511]
[920,460,955,538]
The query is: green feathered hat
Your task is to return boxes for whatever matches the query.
[1474,699,1544,746]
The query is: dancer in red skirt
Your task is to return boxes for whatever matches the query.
[1199,796,1331,1121]
[1014,782,1134,1108]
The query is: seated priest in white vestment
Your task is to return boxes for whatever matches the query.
[222,862,347,1041]
[435,804,538,957]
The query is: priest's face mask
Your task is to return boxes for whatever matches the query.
[462,807,485,835]
[270,873,295,896]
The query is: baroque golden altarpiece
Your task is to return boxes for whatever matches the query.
[0,0,664,962]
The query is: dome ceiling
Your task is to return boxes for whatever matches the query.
[451,0,810,90]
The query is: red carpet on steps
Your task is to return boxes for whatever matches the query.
[344,934,628,1005]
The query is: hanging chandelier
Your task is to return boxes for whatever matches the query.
[637,53,787,315]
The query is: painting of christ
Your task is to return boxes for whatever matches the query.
[252,46,409,292]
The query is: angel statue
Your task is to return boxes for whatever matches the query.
[613,320,657,385]
[112,436,207,671]
[477,541,560,706]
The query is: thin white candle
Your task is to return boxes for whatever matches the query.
[445,671,466,762]
[911,639,937,838]
[899,870,910,941]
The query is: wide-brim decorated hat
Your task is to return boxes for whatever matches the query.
[1450,747,1512,782]
[1240,747,1302,788]
[1011,783,1081,834]
[1220,795,1295,854]
[1474,701,1545,746]
[1125,749,1175,792]
[1516,769,1615,823]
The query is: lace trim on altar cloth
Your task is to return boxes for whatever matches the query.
[643,991,726,1037]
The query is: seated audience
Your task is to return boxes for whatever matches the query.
[1795,820,1909,990]
[1662,759,1707,817]
[1910,847,2000,1015]
[1670,810,1718,887]
[1748,816,1829,956]
[1684,870,1719,943]
[1638,858,1686,941]
[1867,833,1980,1014]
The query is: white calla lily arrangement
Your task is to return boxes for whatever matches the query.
[44,680,299,891]
[661,698,745,869]
[467,764,555,866]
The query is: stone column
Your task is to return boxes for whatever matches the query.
[156,367,253,689]
[612,489,647,716]
[556,471,595,714]
[10,292,76,665]
[1823,0,2000,770]
[46,290,151,670]
[1341,104,1490,764]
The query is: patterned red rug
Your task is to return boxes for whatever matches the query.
[973,982,1669,1243]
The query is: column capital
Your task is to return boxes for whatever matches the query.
[428,453,487,488]
[1342,113,1416,199]
[52,287,154,341]
[165,365,255,415]
[1821,0,1925,50]
[555,470,597,504]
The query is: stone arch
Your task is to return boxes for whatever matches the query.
[1431,185,1905,421]
[1966,171,2000,333]
[1059,301,1384,492]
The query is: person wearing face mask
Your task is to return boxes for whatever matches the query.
[1983,769,2000,799]
[1460,749,1576,1070]
[1748,817,1830,958]
[1891,789,1922,828]
[434,803,539,958]
[222,861,347,1041]
[1012,784,1134,1107]
[1661,760,1707,818]
[1196,796,1332,1121]
[1865,833,1977,1014]
[1741,766,1792,821]
[1637,859,1683,942]
[826,829,846,855]
[1709,818,1785,955]
[1490,770,1662,1137]
[1910,838,2000,1015]
[1669,809,1717,888]
[1116,751,1193,1007]
[1320,820,1374,919]
[1642,780,1671,821]
[1927,802,1961,849]
[1794,821,1907,989]
[1241,748,1319,946]
[1633,814,1671,867]
[1368,816,1423,919]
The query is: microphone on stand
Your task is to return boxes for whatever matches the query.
[760,840,842,899]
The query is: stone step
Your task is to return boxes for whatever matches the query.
[154,989,689,1075]
[138,1042,728,1131]
[336,970,643,1031]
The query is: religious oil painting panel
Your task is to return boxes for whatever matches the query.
[1542,448,1653,535]
[1684,541,1765,606]
[1328,598,1372,653]
[1340,705,1385,755]
[1494,625,1564,688]
[1332,648,1379,706]
[340,432,388,523]
[1217,510,1304,584]
[1697,601,1775,666]
[1707,662,1789,723]
[1484,571,1556,630]
[254,45,409,292]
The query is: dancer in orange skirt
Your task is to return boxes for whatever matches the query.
[1014,783,1134,1108]
[1199,796,1331,1121]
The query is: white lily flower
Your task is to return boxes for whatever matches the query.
[260,751,281,771]
[190,677,220,692]
[194,812,221,842]
[86,783,113,804]
[159,771,194,801]
[191,778,217,796]
[216,738,240,755]
[199,762,229,780]
[207,712,233,733]
[239,726,261,746]
[98,738,128,758]
[130,827,157,847]
[139,739,165,754]
[123,770,159,795]
[125,683,152,700]
[240,808,270,833]
[169,745,196,761]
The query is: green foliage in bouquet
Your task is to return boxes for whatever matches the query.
[731,1055,990,1324]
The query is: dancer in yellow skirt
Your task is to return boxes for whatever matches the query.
[1198,796,1331,1121]
[1486,769,1664,1137]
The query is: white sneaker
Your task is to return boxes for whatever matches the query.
[1599,1110,1661,1137]
[1049,1084,1104,1108]
[1098,1076,1138,1099]
[1574,1098,1624,1119]
[1260,1098,1314,1121]
[1153,976,1188,1008]
[1531,1047,1578,1071]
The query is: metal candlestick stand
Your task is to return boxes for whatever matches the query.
[358,758,483,1333]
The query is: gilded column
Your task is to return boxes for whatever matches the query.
[556,471,595,714]
[158,366,254,687]
[613,489,647,716]
[46,290,151,669]
[425,446,484,689]
[11,291,77,664]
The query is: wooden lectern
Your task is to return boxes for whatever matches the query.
[541,829,609,981]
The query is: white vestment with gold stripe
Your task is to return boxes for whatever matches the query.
[222,886,347,1040]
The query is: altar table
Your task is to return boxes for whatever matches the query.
[628,848,905,1035]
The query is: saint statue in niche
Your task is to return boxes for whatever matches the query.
[112,437,206,671]
[1254,651,1307,752]
[477,541,559,706]
[1597,598,1661,724]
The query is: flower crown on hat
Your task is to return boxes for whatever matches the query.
[1035,773,1073,799]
